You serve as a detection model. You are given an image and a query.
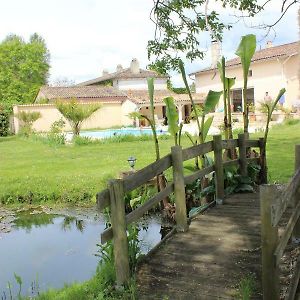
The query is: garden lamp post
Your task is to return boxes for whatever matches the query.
[127,156,136,171]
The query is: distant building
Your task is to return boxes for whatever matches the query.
[14,59,204,133]
[190,41,299,111]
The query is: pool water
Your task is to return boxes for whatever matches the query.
[80,127,167,139]
[0,208,170,297]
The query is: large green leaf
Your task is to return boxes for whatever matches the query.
[147,77,154,104]
[202,116,214,142]
[163,96,179,137]
[235,34,256,80]
[226,77,236,90]
[203,90,222,114]
[270,88,286,116]
[217,56,226,84]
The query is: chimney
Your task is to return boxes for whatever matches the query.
[102,69,109,76]
[116,64,123,72]
[130,58,140,74]
[211,40,221,68]
[266,41,273,48]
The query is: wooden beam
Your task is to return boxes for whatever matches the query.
[221,139,238,149]
[171,146,188,232]
[271,169,300,226]
[238,133,247,177]
[274,199,300,265]
[184,166,214,185]
[182,141,213,161]
[246,139,260,148]
[293,144,300,238]
[223,159,239,168]
[123,154,172,192]
[101,184,174,243]
[213,135,224,202]
[260,184,280,300]
[109,179,130,287]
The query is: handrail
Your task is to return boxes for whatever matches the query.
[97,134,263,286]
[271,168,300,226]
[260,144,300,300]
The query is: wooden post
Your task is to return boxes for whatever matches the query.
[171,145,188,232]
[259,137,268,184]
[260,185,280,300]
[293,145,300,238]
[213,135,224,203]
[109,179,130,287]
[238,133,247,177]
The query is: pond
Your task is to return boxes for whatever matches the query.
[0,207,171,298]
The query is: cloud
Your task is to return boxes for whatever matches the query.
[0,0,298,86]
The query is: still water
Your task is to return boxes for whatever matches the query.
[0,207,168,297]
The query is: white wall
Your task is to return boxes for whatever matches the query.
[114,79,168,90]
[195,56,299,109]
[121,99,138,125]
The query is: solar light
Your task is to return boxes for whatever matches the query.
[127,156,137,171]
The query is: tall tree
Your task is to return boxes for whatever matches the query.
[0,33,50,108]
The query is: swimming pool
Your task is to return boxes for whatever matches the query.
[80,127,167,139]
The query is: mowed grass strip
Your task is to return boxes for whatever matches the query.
[0,122,299,204]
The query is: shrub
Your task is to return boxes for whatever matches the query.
[0,110,9,136]
[17,111,41,136]
[56,99,101,136]
[284,118,300,126]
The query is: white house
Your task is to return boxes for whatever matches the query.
[190,41,299,112]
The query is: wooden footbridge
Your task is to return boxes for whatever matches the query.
[97,134,300,300]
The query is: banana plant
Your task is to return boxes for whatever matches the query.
[129,78,160,161]
[235,34,256,134]
[259,88,286,184]
[217,57,236,139]
[163,96,180,146]
[179,59,222,146]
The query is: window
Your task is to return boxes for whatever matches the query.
[248,70,253,77]
[230,88,254,112]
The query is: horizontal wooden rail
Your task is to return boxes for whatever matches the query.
[271,168,300,226]
[123,154,172,192]
[261,145,300,300]
[246,140,260,147]
[274,199,300,265]
[223,159,239,168]
[184,165,214,185]
[221,139,238,149]
[101,184,174,244]
[182,141,213,161]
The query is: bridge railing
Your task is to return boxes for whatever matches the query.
[97,133,263,286]
[260,145,300,300]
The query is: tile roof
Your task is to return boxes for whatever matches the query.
[191,41,299,75]
[36,86,127,103]
[125,90,205,105]
[77,68,168,86]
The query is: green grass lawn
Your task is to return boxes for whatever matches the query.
[0,122,299,204]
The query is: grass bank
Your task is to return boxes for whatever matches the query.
[0,122,299,204]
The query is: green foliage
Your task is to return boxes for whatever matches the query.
[43,118,66,146]
[56,99,101,136]
[237,274,256,300]
[203,91,222,115]
[0,33,50,107]
[0,106,10,136]
[17,111,41,136]
[147,1,261,73]
[163,96,179,145]
[284,118,300,126]
[235,34,256,133]
[235,34,256,81]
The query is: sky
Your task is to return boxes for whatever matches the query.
[0,0,298,86]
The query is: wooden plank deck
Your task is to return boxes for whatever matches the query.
[137,193,263,299]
